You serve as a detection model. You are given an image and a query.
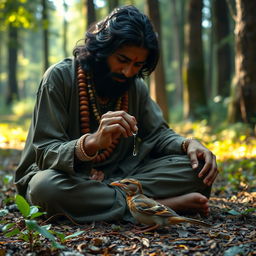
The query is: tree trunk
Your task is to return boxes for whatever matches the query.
[108,0,119,13]
[63,0,68,58]
[183,0,207,120]
[170,0,184,106]
[228,0,256,126]
[86,0,96,29]
[6,24,19,105]
[0,31,3,96]
[213,0,232,98]
[42,0,49,71]
[146,0,169,122]
[206,2,215,99]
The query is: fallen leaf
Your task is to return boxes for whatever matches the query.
[141,237,150,247]
[224,245,245,256]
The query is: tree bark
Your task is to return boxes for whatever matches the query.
[213,0,232,98]
[146,0,169,122]
[42,0,49,71]
[228,0,256,126]
[6,24,19,105]
[0,31,3,96]
[183,0,207,120]
[63,0,68,58]
[108,0,119,13]
[86,0,96,29]
[170,0,184,106]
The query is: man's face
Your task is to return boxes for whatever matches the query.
[93,45,148,99]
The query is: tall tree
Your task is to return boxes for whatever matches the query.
[108,0,119,13]
[228,0,256,127]
[146,0,169,122]
[0,31,3,96]
[63,0,68,58]
[213,0,232,98]
[85,0,96,29]
[1,0,36,105]
[42,0,49,71]
[183,0,207,120]
[6,24,19,105]
[170,0,184,106]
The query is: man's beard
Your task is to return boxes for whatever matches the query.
[92,60,134,99]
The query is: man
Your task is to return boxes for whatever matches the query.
[15,6,218,223]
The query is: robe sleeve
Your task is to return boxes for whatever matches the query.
[31,64,87,174]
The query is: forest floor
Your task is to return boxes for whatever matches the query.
[0,121,256,256]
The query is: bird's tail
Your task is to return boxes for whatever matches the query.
[168,216,211,227]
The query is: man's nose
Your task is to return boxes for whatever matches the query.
[122,64,135,78]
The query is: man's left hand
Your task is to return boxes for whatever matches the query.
[186,139,218,186]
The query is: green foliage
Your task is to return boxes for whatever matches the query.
[3,194,64,250]
[218,159,256,190]
[0,0,37,30]
[171,120,256,191]
[2,193,85,251]
[227,208,256,216]
[12,97,35,117]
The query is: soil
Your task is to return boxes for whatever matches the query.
[0,149,255,256]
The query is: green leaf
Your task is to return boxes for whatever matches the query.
[64,230,84,240]
[3,175,13,185]
[19,232,29,242]
[0,209,9,217]
[29,205,39,216]
[25,220,65,249]
[52,230,66,242]
[242,208,256,215]
[227,209,241,216]
[42,224,52,230]
[2,223,15,232]
[15,194,30,218]
[5,228,21,237]
[30,211,46,219]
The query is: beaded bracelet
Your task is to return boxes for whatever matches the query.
[181,137,193,153]
[75,133,98,161]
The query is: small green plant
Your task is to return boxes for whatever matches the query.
[2,194,65,251]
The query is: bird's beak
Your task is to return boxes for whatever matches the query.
[110,181,123,187]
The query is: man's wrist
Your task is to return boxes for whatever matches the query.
[181,137,194,153]
[75,133,99,161]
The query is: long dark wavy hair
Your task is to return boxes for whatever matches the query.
[73,5,159,78]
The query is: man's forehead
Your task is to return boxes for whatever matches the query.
[114,45,148,62]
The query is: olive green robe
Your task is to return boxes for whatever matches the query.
[15,58,210,223]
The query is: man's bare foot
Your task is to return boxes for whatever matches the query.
[156,192,209,216]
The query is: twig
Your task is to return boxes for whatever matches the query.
[225,0,237,22]
[41,212,95,231]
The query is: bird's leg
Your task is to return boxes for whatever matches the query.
[131,224,160,234]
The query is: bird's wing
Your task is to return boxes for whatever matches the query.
[132,194,178,217]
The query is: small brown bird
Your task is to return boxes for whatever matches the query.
[110,178,211,232]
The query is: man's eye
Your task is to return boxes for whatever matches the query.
[117,57,128,63]
[135,63,143,68]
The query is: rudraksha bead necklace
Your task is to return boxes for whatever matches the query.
[77,65,129,163]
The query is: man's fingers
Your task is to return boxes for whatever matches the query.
[198,153,218,186]
[188,151,199,169]
[186,139,218,186]
[101,111,137,137]
[203,160,218,186]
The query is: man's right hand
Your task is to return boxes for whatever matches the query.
[83,110,138,156]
